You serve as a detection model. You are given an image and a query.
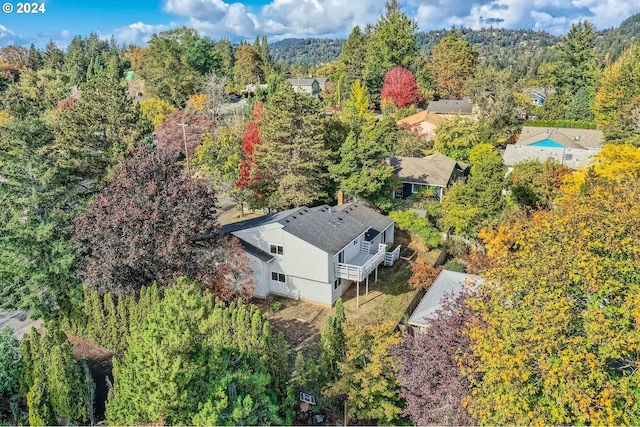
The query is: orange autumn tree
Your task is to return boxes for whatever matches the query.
[465,145,640,425]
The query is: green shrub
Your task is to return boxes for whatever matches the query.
[389,210,442,249]
[270,301,283,312]
[443,260,465,273]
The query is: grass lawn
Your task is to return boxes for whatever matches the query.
[341,248,441,326]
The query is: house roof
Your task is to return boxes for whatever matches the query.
[219,205,382,256]
[281,205,369,255]
[390,154,469,187]
[335,202,394,242]
[526,87,555,99]
[315,77,328,84]
[517,126,604,149]
[408,270,483,328]
[397,110,446,128]
[426,99,473,115]
[237,238,275,263]
[218,207,305,235]
[503,145,598,168]
[288,78,318,87]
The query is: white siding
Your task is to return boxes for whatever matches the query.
[233,224,332,304]
[247,254,270,297]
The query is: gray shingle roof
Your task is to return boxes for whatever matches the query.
[219,205,375,255]
[517,126,604,149]
[390,154,468,187]
[427,99,473,115]
[237,238,275,263]
[408,270,483,328]
[288,78,318,87]
[218,207,305,235]
[281,205,369,255]
[334,202,393,242]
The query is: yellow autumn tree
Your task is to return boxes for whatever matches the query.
[595,44,640,144]
[324,321,404,424]
[138,97,175,128]
[466,146,640,425]
[186,93,208,112]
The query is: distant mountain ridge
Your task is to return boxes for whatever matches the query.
[269,13,640,68]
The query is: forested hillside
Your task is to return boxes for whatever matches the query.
[271,14,640,72]
[270,38,344,65]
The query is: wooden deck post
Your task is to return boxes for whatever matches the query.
[366,275,369,295]
[375,265,378,282]
[356,281,359,308]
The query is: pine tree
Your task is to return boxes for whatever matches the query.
[319,298,346,383]
[364,0,418,98]
[252,83,331,210]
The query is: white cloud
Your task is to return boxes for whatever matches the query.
[114,22,175,45]
[411,0,640,35]
[107,0,640,45]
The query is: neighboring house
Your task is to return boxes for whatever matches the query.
[315,77,329,91]
[426,98,474,117]
[503,126,604,170]
[288,78,320,97]
[407,270,483,331]
[245,83,268,96]
[218,203,398,307]
[397,109,445,140]
[527,88,555,106]
[389,154,469,201]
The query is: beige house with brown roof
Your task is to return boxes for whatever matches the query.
[397,110,446,140]
[389,153,469,200]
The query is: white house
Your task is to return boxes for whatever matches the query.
[218,203,398,307]
[503,126,604,170]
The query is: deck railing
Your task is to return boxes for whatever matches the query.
[337,243,387,282]
[384,245,401,266]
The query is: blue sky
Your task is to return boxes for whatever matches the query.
[1,0,639,48]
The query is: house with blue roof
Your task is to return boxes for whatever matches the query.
[218,203,398,307]
[503,126,604,170]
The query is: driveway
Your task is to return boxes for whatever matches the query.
[0,311,42,339]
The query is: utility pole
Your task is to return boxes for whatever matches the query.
[177,122,190,176]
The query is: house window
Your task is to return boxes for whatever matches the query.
[411,184,419,194]
[564,153,573,161]
[270,244,284,255]
[271,272,285,282]
[334,279,341,290]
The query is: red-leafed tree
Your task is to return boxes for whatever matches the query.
[155,109,215,162]
[393,290,478,426]
[236,102,263,188]
[381,66,423,109]
[73,147,254,300]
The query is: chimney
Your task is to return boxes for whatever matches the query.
[337,190,344,205]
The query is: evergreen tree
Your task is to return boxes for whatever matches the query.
[442,144,506,237]
[364,0,418,98]
[339,26,368,89]
[557,21,599,96]
[0,114,82,318]
[106,279,286,426]
[0,327,22,412]
[329,129,395,202]
[252,83,331,210]
[318,298,346,383]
